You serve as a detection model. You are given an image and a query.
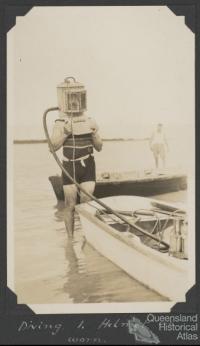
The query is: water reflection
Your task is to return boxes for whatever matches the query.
[72,213,87,275]
[54,204,102,303]
[54,203,86,260]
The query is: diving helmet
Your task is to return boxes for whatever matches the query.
[57,77,87,114]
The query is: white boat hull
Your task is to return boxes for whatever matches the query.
[76,196,189,301]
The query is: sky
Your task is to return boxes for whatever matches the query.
[7,6,194,140]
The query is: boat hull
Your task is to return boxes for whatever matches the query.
[76,196,188,301]
[49,171,187,201]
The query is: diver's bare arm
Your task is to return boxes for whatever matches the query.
[92,131,103,152]
[50,122,67,151]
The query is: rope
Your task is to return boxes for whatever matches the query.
[70,114,76,181]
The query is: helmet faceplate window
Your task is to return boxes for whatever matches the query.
[57,78,87,113]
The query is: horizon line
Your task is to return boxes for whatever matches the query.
[13,137,149,144]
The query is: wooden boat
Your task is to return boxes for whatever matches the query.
[76,195,189,301]
[49,168,187,201]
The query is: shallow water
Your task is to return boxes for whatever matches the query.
[14,143,187,304]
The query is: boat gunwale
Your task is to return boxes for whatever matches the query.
[96,173,187,185]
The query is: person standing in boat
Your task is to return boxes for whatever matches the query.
[149,123,169,170]
[50,78,103,237]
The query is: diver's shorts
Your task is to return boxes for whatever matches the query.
[62,155,96,185]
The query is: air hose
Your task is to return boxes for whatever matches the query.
[43,107,169,252]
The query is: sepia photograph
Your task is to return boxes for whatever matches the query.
[7,5,195,315]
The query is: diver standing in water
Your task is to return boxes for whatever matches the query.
[50,77,103,236]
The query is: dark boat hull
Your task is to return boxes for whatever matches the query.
[49,172,187,201]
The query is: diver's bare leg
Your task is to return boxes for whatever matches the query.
[80,181,95,203]
[63,184,78,237]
